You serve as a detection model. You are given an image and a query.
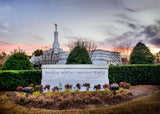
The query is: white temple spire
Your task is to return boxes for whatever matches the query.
[53,24,60,52]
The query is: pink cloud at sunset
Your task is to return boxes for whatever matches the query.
[0,39,42,55]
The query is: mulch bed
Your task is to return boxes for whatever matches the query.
[5,85,160,110]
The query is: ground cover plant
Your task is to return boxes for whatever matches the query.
[0,85,159,114]
[4,82,141,110]
[8,87,134,110]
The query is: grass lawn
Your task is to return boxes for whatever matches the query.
[0,90,160,114]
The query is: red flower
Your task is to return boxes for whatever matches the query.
[76,83,81,90]
[16,86,23,92]
[52,86,59,92]
[119,82,127,88]
[64,84,72,89]
[103,83,110,89]
[44,85,50,90]
[94,84,101,90]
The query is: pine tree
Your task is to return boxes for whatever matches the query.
[129,42,155,64]
[66,46,92,64]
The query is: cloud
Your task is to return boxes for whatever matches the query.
[124,8,138,13]
[98,19,160,49]
[127,23,137,30]
[141,26,157,38]
[0,5,12,14]
[31,35,44,40]
[124,1,160,13]
[3,22,10,29]
[0,28,11,34]
[115,13,136,22]
[149,38,160,46]
[0,22,11,34]
[0,39,15,46]
[0,39,43,55]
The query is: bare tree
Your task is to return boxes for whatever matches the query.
[109,52,122,65]
[112,42,132,64]
[68,38,97,59]
[41,50,60,64]
[32,49,61,69]
[0,51,9,69]
[155,51,160,64]
[10,47,25,55]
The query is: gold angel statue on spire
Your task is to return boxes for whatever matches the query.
[55,24,57,30]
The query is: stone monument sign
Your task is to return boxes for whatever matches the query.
[41,65,109,91]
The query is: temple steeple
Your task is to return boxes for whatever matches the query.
[53,24,60,52]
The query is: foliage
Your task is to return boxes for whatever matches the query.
[66,46,92,64]
[126,83,131,89]
[0,90,160,114]
[16,86,23,92]
[1,53,33,70]
[109,64,160,85]
[112,41,132,64]
[76,83,81,90]
[94,84,101,91]
[44,85,50,91]
[119,82,127,88]
[64,84,72,89]
[10,48,25,55]
[0,51,7,59]
[83,83,90,91]
[45,91,52,97]
[129,42,155,64]
[68,38,97,59]
[119,88,125,93]
[7,87,135,110]
[103,88,110,94]
[32,49,43,56]
[0,70,42,91]
[34,85,43,92]
[52,86,59,92]
[103,83,110,89]
[33,91,41,98]
[155,51,160,64]
[28,84,34,87]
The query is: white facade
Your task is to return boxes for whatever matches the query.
[30,27,121,66]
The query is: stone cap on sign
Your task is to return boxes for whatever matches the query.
[42,64,109,69]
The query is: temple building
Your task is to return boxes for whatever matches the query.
[30,25,121,67]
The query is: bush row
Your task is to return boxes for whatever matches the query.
[1,64,160,91]
[109,64,160,85]
[0,70,41,91]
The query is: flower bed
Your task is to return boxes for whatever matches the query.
[8,89,133,110]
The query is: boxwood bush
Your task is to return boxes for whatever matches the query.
[109,64,160,85]
[0,70,42,91]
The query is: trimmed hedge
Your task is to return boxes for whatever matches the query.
[109,64,160,85]
[0,70,41,91]
[1,64,160,91]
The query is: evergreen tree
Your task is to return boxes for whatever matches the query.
[1,53,33,70]
[66,46,92,64]
[129,42,155,64]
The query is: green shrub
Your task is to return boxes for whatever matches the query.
[0,70,41,91]
[109,64,160,85]
[129,42,155,64]
[66,46,92,64]
[1,53,33,70]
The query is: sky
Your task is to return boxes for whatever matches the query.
[0,0,160,55]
